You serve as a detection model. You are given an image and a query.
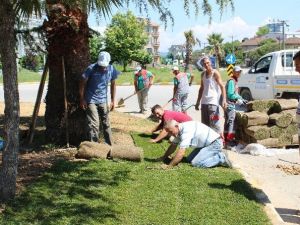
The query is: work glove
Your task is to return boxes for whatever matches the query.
[242,99,248,105]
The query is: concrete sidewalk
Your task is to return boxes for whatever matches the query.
[227,150,300,225]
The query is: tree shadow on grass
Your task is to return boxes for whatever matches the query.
[208,179,265,203]
[1,160,131,224]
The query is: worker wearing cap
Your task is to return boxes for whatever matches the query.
[79,51,120,145]
[172,66,194,112]
[134,65,154,113]
[224,65,247,147]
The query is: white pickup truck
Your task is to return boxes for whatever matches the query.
[238,49,300,100]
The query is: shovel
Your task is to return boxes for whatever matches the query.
[162,97,174,109]
[183,104,196,113]
[117,87,146,106]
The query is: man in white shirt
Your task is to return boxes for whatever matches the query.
[157,120,232,169]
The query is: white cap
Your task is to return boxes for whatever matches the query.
[234,66,242,72]
[135,66,142,72]
[97,51,111,67]
[172,66,179,71]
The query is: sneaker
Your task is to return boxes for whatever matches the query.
[221,150,232,168]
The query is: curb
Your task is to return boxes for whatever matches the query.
[231,160,285,225]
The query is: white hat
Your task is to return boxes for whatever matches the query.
[234,66,242,72]
[135,66,142,72]
[172,66,179,71]
[97,51,111,67]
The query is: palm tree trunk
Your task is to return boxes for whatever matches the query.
[43,2,90,145]
[0,1,20,201]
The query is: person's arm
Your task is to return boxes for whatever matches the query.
[110,79,116,111]
[173,77,178,99]
[134,75,138,92]
[157,143,178,161]
[149,72,154,88]
[189,73,194,86]
[195,73,204,110]
[214,70,227,109]
[168,148,186,167]
[227,79,242,100]
[79,78,87,110]
[150,128,168,143]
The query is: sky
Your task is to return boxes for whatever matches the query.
[88,0,300,52]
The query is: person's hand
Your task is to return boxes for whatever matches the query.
[195,103,200,111]
[222,101,227,109]
[149,139,157,143]
[80,99,87,110]
[110,102,115,111]
[160,164,172,170]
[242,99,248,105]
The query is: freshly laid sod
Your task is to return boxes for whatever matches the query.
[0,134,270,225]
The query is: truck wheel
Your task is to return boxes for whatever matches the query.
[240,89,252,101]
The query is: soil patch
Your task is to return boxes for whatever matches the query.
[0,102,154,193]
[276,164,300,175]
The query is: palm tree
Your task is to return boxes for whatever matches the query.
[184,30,196,72]
[207,32,224,69]
[41,0,233,145]
[0,0,41,201]
[0,0,234,200]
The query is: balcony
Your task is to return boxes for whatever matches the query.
[153,42,160,47]
[152,31,159,37]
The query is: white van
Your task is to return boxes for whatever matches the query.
[238,49,300,100]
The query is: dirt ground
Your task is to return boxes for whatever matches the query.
[0,102,153,194]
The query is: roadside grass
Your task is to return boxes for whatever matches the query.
[0,68,43,84]
[0,66,229,85]
[115,65,229,85]
[0,132,270,225]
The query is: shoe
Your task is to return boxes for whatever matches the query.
[221,150,232,168]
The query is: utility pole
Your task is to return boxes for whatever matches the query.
[279,20,289,50]
[229,35,234,53]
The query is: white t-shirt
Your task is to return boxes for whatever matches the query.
[201,70,221,105]
[177,121,220,149]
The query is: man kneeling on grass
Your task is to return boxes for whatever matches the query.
[158,120,232,169]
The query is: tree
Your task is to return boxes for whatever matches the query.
[184,30,196,71]
[104,11,148,71]
[207,33,224,68]
[247,38,279,65]
[89,34,104,63]
[256,25,269,37]
[132,50,153,67]
[0,0,42,202]
[223,40,243,64]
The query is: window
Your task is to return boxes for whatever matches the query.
[281,53,293,67]
[253,56,272,73]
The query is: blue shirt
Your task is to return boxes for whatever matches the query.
[82,63,120,104]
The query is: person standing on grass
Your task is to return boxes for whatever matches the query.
[157,120,232,169]
[149,104,192,143]
[79,51,120,145]
[195,56,227,137]
[172,66,194,112]
[134,65,154,114]
[293,51,300,155]
[224,66,248,148]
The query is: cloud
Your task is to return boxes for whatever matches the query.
[158,16,258,52]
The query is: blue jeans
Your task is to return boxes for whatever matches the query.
[187,138,225,168]
[173,93,188,112]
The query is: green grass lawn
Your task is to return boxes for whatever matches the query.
[0,68,44,84]
[0,66,229,85]
[115,65,229,86]
[0,133,270,225]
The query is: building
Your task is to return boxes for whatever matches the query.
[137,18,160,65]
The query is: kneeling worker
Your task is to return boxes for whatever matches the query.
[150,104,192,143]
[158,120,232,168]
